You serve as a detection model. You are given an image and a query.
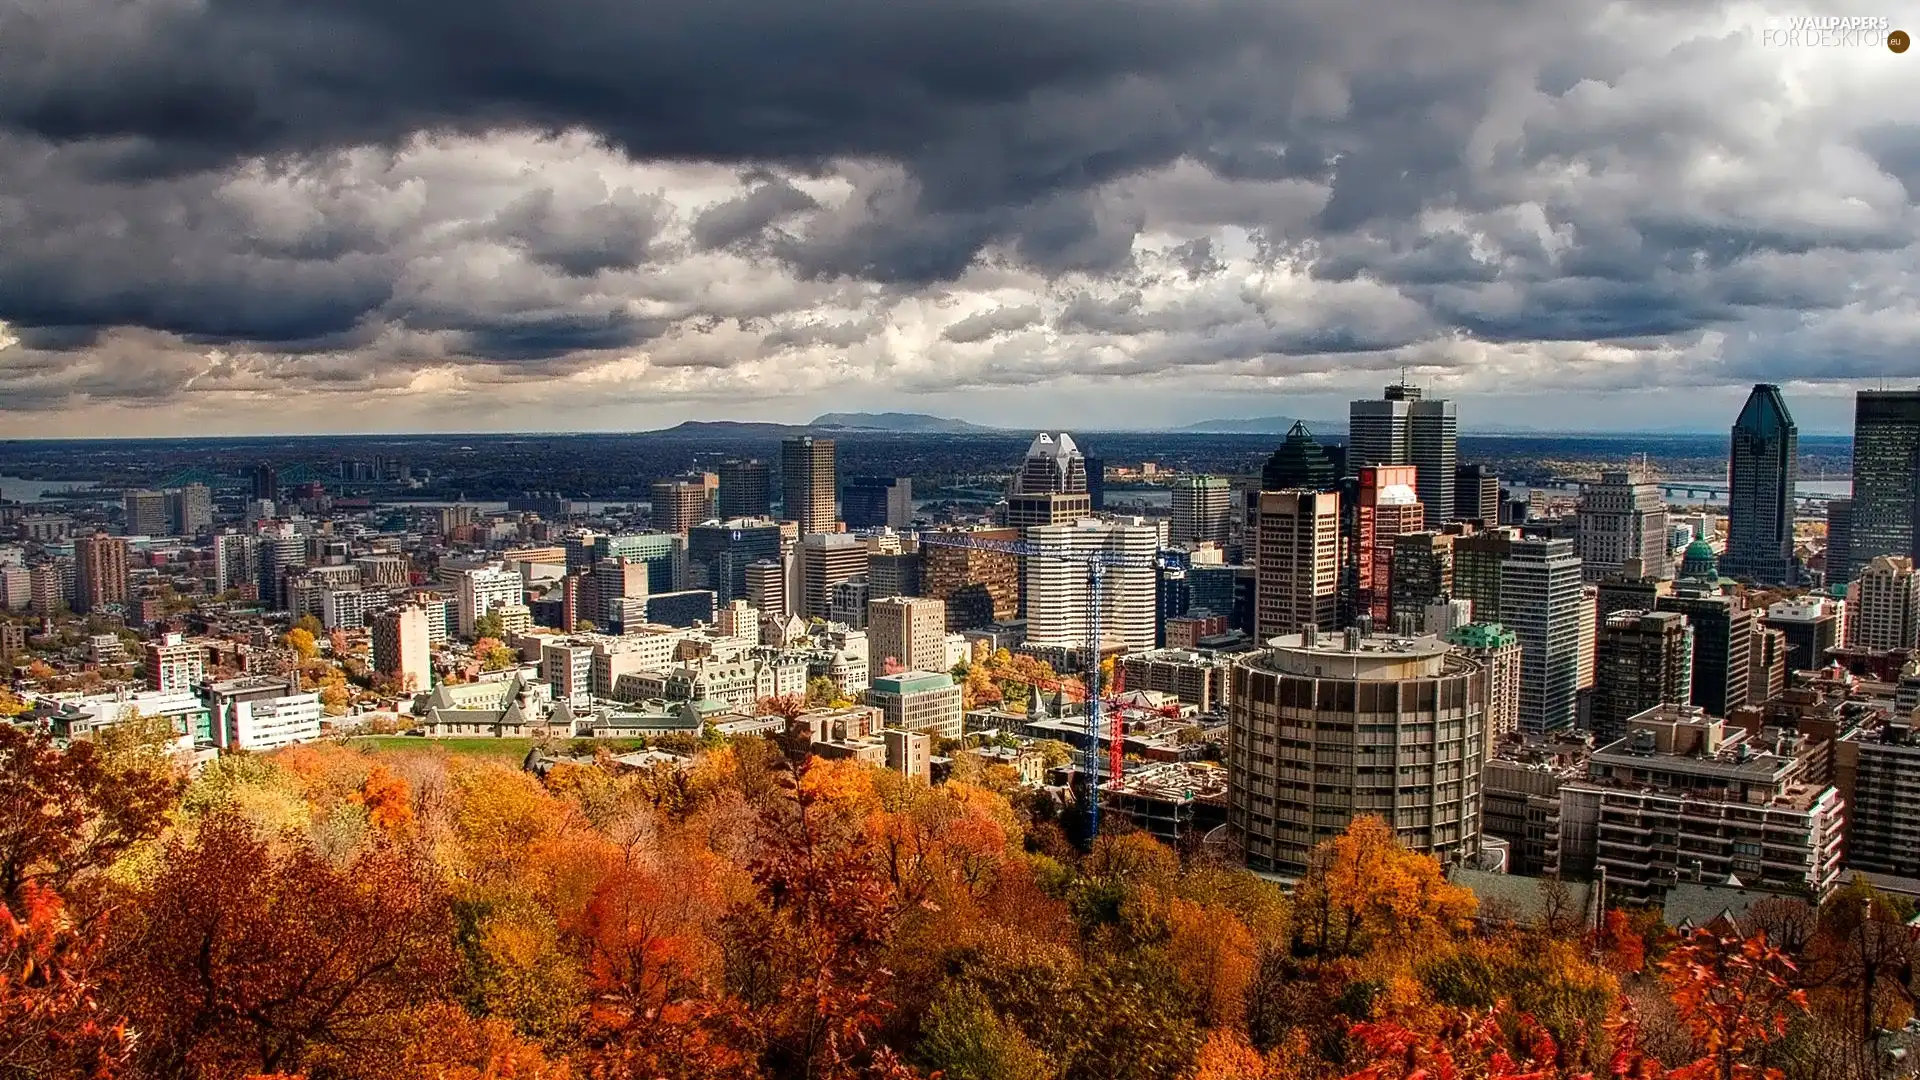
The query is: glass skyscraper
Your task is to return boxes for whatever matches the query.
[1845,390,1920,583]
[1349,383,1456,517]
[1724,384,1798,584]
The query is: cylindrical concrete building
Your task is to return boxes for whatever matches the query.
[1228,627,1486,876]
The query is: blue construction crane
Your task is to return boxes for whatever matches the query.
[911,530,1187,840]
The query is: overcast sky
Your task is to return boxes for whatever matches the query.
[1,1,1915,437]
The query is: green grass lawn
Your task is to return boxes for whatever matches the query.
[340,736,651,761]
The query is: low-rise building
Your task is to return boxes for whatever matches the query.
[205,675,323,752]
[1099,760,1229,847]
[867,670,964,739]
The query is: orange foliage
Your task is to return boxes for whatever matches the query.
[0,881,133,1080]
[352,763,414,831]
[1658,927,1806,1080]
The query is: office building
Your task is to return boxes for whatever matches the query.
[371,606,432,694]
[687,519,783,603]
[1024,519,1159,656]
[1356,465,1423,625]
[144,632,205,694]
[799,533,869,621]
[781,436,837,533]
[1500,538,1584,734]
[165,484,213,537]
[206,675,324,753]
[1844,390,1920,581]
[650,478,712,533]
[1748,624,1787,704]
[868,551,920,600]
[717,459,772,519]
[843,476,914,530]
[1764,596,1842,672]
[1249,490,1340,641]
[1551,706,1843,901]
[250,463,279,503]
[1452,529,1516,623]
[868,671,965,739]
[829,579,869,629]
[1454,464,1499,524]
[1389,532,1454,626]
[1006,433,1092,529]
[1262,422,1340,491]
[1591,611,1693,746]
[1350,383,1456,514]
[456,566,524,639]
[73,532,129,615]
[744,559,787,623]
[1723,384,1798,584]
[1228,628,1486,875]
[869,596,948,674]
[1845,554,1920,651]
[1169,475,1232,547]
[1576,470,1670,581]
[1595,559,1672,626]
[1656,584,1757,716]
[1083,455,1106,510]
[1444,622,1522,740]
[1825,498,1853,586]
[122,490,169,537]
[920,528,1021,630]
[544,642,596,707]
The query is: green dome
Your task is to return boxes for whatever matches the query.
[1680,538,1718,579]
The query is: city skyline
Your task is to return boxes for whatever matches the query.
[1,5,1917,438]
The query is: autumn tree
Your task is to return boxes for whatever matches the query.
[1289,816,1477,960]
[108,814,455,1079]
[0,882,134,1080]
[1658,926,1807,1080]
[283,627,318,661]
[0,725,174,913]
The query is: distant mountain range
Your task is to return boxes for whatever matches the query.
[1173,416,1345,435]
[808,412,1001,434]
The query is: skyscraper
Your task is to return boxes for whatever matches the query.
[1454,464,1499,524]
[1825,498,1853,586]
[650,478,712,533]
[781,437,837,534]
[1169,475,1231,547]
[798,532,869,621]
[1656,583,1756,717]
[842,476,914,529]
[1249,490,1340,640]
[1575,470,1670,582]
[687,519,783,603]
[1592,610,1694,746]
[250,463,279,503]
[1724,384,1798,584]
[1500,537,1584,734]
[1845,389,1920,582]
[73,533,128,615]
[1006,433,1092,528]
[1846,555,1920,652]
[166,484,214,537]
[1262,422,1339,492]
[123,490,168,536]
[1024,519,1159,656]
[718,459,772,519]
[1355,465,1423,625]
[868,596,949,673]
[1350,383,1456,514]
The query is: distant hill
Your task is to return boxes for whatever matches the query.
[640,420,809,438]
[808,412,1001,434]
[1175,416,1347,435]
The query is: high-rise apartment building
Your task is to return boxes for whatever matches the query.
[1229,629,1485,875]
[73,532,129,614]
[1844,390,1920,581]
[1349,383,1456,514]
[650,478,712,533]
[1836,717,1920,879]
[1500,538,1584,734]
[1591,611,1694,746]
[1024,519,1159,655]
[1169,475,1232,547]
[213,533,260,595]
[781,437,837,534]
[1249,490,1340,641]
[1355,465,1423,626]
[1724,384,1798,584]
[371,606,433,693]
[145,632,205,694]
[456,566,524,639]
[1576,470,1670,581]
[868,596,948,673]
[1656,583,1756,716]
[1845,554,1920,651]
[1006,433,1092,529]
[1261,422,1340,491]
[799,532,869,621]
[1454,464,1499,524]
[1764,596,1841,672]
[842,476,914,530]
[718,459,772,519]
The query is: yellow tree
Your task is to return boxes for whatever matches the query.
[283,628,318,662]
[1290,816,1476,960]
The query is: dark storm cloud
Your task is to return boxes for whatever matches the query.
[941,305,1043,344]
[485,186,669,277]
[691,175,820,251]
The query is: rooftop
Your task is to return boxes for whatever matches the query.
[871,670,956,695]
